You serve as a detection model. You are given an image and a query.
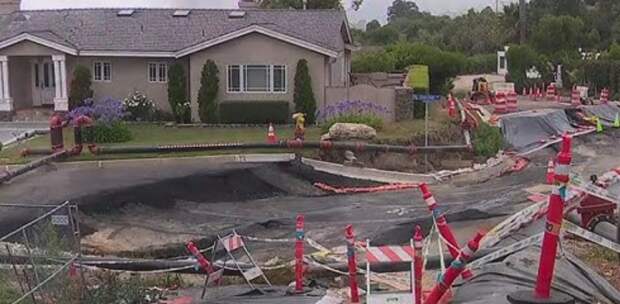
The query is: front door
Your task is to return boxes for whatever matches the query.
[31,58,56,107]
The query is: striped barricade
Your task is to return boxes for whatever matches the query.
[212,230,271,292]
[366,240,416,304]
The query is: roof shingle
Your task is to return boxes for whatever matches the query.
[0,8,348,54]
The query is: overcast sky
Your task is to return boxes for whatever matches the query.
[22,0,520,23]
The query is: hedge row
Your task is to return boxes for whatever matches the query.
[219,101,290,124]
[581,60,620,97]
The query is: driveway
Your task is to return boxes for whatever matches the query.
[0,122,47,147]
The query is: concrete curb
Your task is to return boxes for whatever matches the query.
[301,157,438,184]
[3,153,297,171]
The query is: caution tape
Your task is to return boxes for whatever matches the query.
[313,182,419,194]
[471,233,545,269]
[563,220,620,254]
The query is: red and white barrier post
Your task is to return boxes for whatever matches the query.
[507,134,574,304]
[448,94,457,118]
[424,231,485,304]
[419,183,473,279]
[186,241,214,274]
[546,159,555,185]
[414,225,424,304]
[295,214,305,293]
[345,225,360,303]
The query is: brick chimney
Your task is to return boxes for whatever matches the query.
[238,0,259,9]
[0,0,20,15]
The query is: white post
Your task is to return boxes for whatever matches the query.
[53,59,61,100]
[60,58,67,99]
[52,54,68,111]
[0,56,12,111]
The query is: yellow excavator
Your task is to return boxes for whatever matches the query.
[470,77,493,104]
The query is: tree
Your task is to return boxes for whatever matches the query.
[351,51,396,73]
[167,63,190,123]
[68,65,93,109]
[197,60,219,123]
[366,19,381,32]
[366,25,400,45]
[531,15,584,57]
[387,0,420,22]
[607,43,620,60]
[506,44,548,90]
[293,59,317,123]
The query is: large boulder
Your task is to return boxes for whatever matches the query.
[322,123,377,141]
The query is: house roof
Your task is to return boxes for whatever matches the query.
[0,8,349,57]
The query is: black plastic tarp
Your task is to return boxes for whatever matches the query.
[501,110,576,152]
[453,247,620,304]
[583,104,620,126]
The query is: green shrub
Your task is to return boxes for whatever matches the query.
[123,91,155,121]
[472,123,503,157]
[506,45,549,91]
[581,59,620,94]
[464,54,497,74]
[352,51,396,73]
[167,63,190,123]
[68,65,93,109]
[152,109,176,122]
[220,101,289,124]
[84,122,132,143]
[320,113,384,133]
[387,42,466,94]
[293,59,317,123]
[197,59,219,123]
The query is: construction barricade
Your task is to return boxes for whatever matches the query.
[546,83,556,101]
[365,240,416,304]
[214,230,271,292]
[571,87,581,106]
[600,88,609,104]
[506,90,518,113]
[494,92,507,114]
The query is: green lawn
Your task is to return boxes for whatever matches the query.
[0,106,456,164]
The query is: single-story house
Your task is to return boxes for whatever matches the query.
[0,0,353,121]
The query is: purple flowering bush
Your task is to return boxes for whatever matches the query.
[68,97,132,143]
[316,100,389,132]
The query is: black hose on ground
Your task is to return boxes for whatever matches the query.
[0,150,67,184]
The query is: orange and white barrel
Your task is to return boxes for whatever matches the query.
[494,92,507,114]
[507,91,518,112]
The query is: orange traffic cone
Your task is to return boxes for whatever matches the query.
[448,95,457,117]
[267,123,277,144]
[546,159,555,185]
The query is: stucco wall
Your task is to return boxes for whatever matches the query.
[68,56,179,111]
[0,41,63,56]
[8,58,32,110]
[188,33,327,121]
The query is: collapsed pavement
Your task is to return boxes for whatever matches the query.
[1,107,619,303]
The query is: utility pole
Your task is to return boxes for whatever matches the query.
[519,0,527,44]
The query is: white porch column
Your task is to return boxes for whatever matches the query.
[0,56,12,112]
[52,54,68,111]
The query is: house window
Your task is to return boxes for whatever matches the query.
[273,65,286,92]
[227,64,286,93]
[94,62,111,82]
[227,65,241,92]
[244,65,271,92]
[148,63,168,83]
